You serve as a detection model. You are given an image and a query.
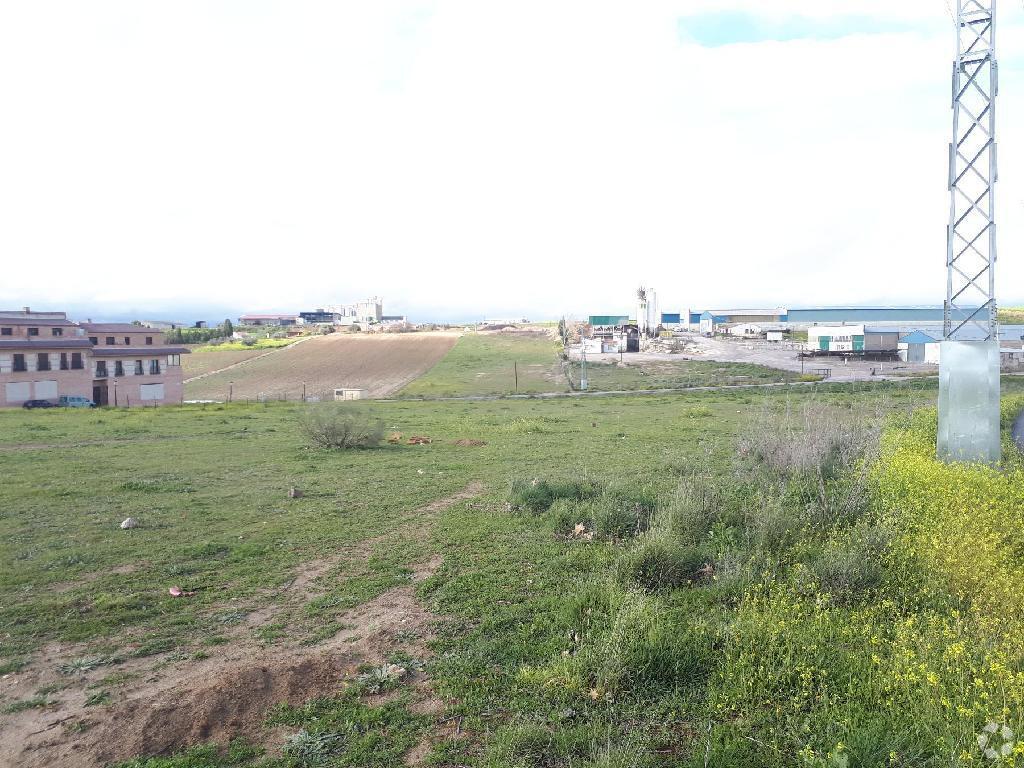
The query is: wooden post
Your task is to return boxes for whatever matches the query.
[514,361,518,392]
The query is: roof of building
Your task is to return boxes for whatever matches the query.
[90,346,190,357]
[0,338,92,350]
[703,308,788,316]
[899,331,938,344]
[0,317,79,326]
[79,323,157,333]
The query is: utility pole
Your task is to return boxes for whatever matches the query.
[938,0,1001,463]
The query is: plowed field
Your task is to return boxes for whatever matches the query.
[183,333,459,401]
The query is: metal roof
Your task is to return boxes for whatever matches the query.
[899,331,938,344]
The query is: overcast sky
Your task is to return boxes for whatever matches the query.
[2,1,1023,322]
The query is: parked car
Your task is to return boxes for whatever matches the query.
[22,399,56,409]
[58,395,96,408]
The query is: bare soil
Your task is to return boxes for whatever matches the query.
[180,345,285,381]
[0,483,483,768]
[185,332,460,401]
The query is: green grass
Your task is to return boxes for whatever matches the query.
[6,378,1024,766]
[998,307,1024,325]
[396,332,566,397]
[400,332,800,399]
[573,359,801,392]
[193,339,295,352]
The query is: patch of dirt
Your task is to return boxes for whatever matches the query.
[0,483,485,768]
[185,332,460,401]
[453,439,487,447]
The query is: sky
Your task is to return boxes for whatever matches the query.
[2,1,1023,323]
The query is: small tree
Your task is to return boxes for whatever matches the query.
[221,319,234,337]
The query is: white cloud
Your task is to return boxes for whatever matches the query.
[1,1,1023,320]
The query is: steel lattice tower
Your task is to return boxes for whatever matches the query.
[945,0,999,340]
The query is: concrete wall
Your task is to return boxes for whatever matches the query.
[90,355,184,407]
[0,364,92,406]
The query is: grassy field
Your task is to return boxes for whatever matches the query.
[998,307,1024,325]
[571,359,802,391]
[4,378,1024,766]
[397,332,566,397]
[399,333,798,398]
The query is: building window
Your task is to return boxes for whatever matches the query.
[52,327,63,337]
[60,353,69,371]
[149,359,161,375]
[124,336,130,345]
[28,327,39,336]
[89,337,98,345]
[168,354,181,366]
[13,354,26,372]
[106,336,115,345]
[71,352,83,370]
[145,336,153,345]
[37,353,50,371]
[115,360,124,377]
[0,328,11,336]
[134,359,143,375]
[96,361,108,378]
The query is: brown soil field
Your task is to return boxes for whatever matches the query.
[180,345,281,380]
[184,333,459,401]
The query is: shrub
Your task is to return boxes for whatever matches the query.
[594,486,657,539]
[614,531,710,592]
[662,475,730,543]
[283,728,348,765]
[300,406,384,450]
[507,477,600,514]
[807,522,890,603]
[738,401,877,479]
[548,490,656,540]
[584,588,710,694]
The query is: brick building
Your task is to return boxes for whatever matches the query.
[0,310,189,408]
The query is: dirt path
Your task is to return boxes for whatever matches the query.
[0,483,484,768]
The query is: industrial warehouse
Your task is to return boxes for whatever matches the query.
[581,295,1024,376]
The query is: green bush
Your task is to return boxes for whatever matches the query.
[614,532,711,592]
[594,486,657,539]
[507,477,600,514]
[663,475,730,543]
[299,406,384,450]
[582,588,710,694]
[806,522,890,603]
[547,488,656,540]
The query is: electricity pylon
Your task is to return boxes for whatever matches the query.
[938,0,1001,464]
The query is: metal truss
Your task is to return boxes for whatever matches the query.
[945,0,999,340]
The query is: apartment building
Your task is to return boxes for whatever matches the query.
[0,310,189,408]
